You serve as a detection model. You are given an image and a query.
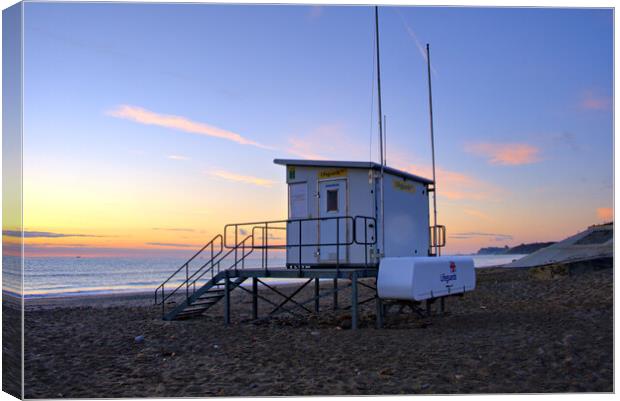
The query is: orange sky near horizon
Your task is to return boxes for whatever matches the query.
[14,159,612,258]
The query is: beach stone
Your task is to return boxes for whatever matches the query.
[134,335,145,344]
[339,319,352,330]
[529,264,570,280]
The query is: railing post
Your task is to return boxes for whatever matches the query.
[336,218,340,275]
[364,218,368,267]
[224,271,230,326]
[234,228,238,268]
[351,271,358,330]
[240,242,244,271]
[298,220,302,276]
[161,285,165,317]
[252,277,258,320]
[264,226,267,271]
[265,222,269,272]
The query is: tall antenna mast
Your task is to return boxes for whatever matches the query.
[375,6,385,257]
[426,43,439,256]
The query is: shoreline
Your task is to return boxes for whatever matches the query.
[22,278,339,310]
[18,254,523,303]
[21,266,518,309]
[18,261,517,304]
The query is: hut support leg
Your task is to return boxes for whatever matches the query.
[333,278,338,310]
[376,297,383,328]
[426,299,432,317]
[351,272,358,330]
[314,278,320,313]
[252,277,258,320]
[440,297,445,315]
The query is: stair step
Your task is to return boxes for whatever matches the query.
[175,311,206,320]
[198,291,224,299]
[176,306,209,315]
[190,298,222,307]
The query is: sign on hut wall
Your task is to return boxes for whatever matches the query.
[318,168,347,179]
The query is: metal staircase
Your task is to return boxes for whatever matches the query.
[154,215,378,322]
[154,234,254,321]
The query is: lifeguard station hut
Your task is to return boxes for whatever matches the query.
[275,159,438,266]
[153,7,475,328]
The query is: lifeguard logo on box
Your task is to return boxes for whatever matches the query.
[441,261,457,283]
[318,168,347,179]
[392,179,416,193]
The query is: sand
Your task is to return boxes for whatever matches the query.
[22,265,613,397]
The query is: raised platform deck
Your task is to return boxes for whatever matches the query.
[228,266,378,279]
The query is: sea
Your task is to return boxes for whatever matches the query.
[3,254,526,299]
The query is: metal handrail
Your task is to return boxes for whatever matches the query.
[224,216,377,271]
[353,216,377,246]
[189,235,254,290]
[156,234,255,318]
[154,234,223,306]
[224,216,359,249]
[225,216,377,248]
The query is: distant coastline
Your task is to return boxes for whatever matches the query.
[477,242,556,255]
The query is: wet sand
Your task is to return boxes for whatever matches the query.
[23,266,613,397]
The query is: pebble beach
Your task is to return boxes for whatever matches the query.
[22,264,613,397]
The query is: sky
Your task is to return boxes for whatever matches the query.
[14,3,613,256]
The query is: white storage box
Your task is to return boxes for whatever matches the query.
[377,256,476,301]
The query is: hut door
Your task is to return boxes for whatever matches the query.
[318,179,347,263]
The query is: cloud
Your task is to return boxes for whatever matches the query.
[581,91,611,111]
[463,208,490,221]
[152,227,195,233]
[3,230,104,238]
[465,142,541,166]
[208,169,277,188]
[145,242,196,248]
[107,105,272,149]
[389,153,504,201]
[596,207,613,221]
[286,124,367,160]
[167,155,190,161]
[24,243,89,248]
[449,232,513,241]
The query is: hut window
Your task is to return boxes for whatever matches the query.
[326,189,339,212]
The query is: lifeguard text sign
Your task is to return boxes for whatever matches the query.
[392,179,416,193]
[318,168,347,179]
